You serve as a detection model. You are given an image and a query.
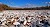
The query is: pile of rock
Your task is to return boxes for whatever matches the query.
[0,10,50,27]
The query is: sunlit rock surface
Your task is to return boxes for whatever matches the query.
[0,10,50,27]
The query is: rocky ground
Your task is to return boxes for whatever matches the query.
[0,10,50,27]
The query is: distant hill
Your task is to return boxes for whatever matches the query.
[0,3,50,10]
[0,3,10,11]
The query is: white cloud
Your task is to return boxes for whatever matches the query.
[9,3,41,8]
[9,5,22,8]
[0,2,3,4]
[20,3,41,8]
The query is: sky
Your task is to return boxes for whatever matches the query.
[0,0,50,8]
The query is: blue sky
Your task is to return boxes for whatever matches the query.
[0,0,50,7]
